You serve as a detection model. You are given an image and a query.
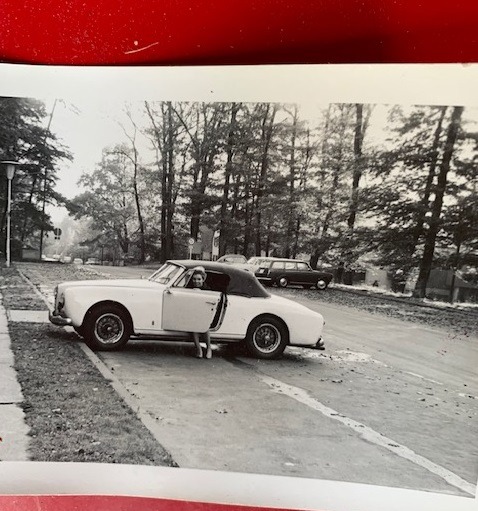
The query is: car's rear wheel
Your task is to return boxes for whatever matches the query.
[245,316,288,359]
[277,276,289,288]
[316,279,328,290]
[84,304,131,351]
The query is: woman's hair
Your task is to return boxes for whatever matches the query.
[192,266,207,279]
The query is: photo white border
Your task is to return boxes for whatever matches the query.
[1,63,478,107]
[0,462,477,511]
[0,63,477,511]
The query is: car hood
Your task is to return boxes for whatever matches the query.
[57,278,163,292]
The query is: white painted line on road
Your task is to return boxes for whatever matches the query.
[261,375,476,496]
[404,372,444,386]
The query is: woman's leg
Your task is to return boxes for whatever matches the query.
[192,332,203,358]
[204,331,212,359]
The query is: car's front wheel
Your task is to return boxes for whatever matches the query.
[84,304,131,351]
[316,279,328,290]
[245,316,288,359]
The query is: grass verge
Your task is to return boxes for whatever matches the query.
[2,267,177,466]
[0,267,46,310]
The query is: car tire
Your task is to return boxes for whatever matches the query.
[316,279,328,290]
[83,304,131,351]
[277,276,289,288]
[245,316,288,359]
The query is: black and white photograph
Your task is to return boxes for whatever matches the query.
[0,65,477,509]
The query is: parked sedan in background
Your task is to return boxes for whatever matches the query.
[216,254,254,272]
[49,260,325,359]
[255,258,334,290]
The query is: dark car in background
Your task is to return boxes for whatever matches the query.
[255,258,334,290]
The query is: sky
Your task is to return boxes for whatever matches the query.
[44,98,329,225]
[45,97,168,228]
[43,97,477,228]
[45,98,142,223]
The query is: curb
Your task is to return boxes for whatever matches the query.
[16,267,178,466]
[0,300,30,461]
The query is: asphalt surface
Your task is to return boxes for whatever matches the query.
[79,264,478,497]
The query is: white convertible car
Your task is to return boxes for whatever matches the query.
[49,260,325,359]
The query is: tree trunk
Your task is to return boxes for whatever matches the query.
[20,174,38,244]
[414,106,464,298]
[449,240,461,304]
[285,107,298,258]
[219,104,239,256]
[127,128,146,264]
[254,104,277,256]
[165,103,175,259]
[145,101,173,263]
[38,99,57,260]
[243,178,252,256]
[409,106,447,256]
[132,164,145,264]
[346,104,365,231]
[160,104,169,261]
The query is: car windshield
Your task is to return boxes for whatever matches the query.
[148,263,184,284]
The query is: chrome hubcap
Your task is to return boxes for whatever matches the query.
[279,278,287,287]
[95,313,124,344]
[253,323,281,353]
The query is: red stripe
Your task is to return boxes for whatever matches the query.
[0,496,311,511]
[0,0,478,64]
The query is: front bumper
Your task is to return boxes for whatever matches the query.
[49,311,72,326]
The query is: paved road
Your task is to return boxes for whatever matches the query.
[82,264,478,496]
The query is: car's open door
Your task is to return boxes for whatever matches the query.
[162,288,221,333]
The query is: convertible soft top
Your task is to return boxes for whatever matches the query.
[167,260,271,298]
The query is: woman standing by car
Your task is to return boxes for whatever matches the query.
[189,266,213,359]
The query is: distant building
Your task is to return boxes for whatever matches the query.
[21,245,40,261]
[190,226,215,260]
[427,269,478,303]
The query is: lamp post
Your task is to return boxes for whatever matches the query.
[1,161,20,268]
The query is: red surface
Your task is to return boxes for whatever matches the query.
[0,0,478,65]
[0,495,307,511]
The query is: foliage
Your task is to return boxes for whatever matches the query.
[66,101,477,294]
[0,97,71,255]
